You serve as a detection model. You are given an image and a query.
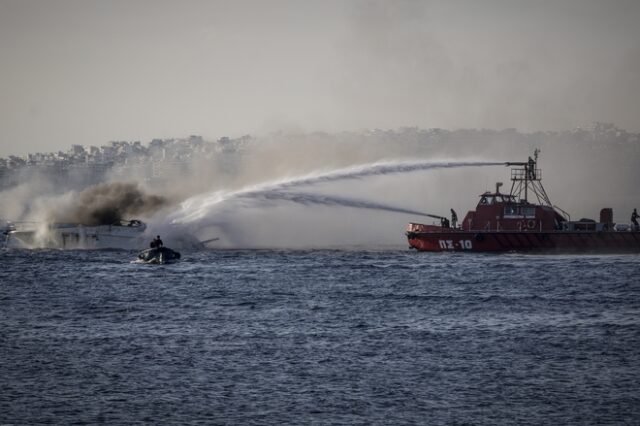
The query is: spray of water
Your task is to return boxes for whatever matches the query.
[260,160,504,191]
[245,191,433,217]
[168,159,501,227]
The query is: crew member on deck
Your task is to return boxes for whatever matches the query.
[632,208,639,231]
[451,209,458,229]
[441,217,450,228]
[527,156,536,179]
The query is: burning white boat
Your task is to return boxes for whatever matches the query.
[3,219,147,249]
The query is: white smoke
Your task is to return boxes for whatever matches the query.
[161,159,501,248]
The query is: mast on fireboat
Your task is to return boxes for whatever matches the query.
[505,149,553,207]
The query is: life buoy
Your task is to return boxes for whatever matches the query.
[527,219,536,229]
[474,233,484,241]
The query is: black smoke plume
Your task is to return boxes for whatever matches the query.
[52,182,167,225]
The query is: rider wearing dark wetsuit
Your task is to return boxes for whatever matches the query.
[150,235,164,249]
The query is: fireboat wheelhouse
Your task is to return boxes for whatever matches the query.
[406,150,640,253]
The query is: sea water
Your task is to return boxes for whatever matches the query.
[1,249,639,425]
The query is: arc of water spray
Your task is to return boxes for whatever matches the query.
[169,159,503,225]
[266,160,504,190]
[253,191,434,217]
[165,191,436,234]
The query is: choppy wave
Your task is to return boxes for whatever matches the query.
[2,249,639,424]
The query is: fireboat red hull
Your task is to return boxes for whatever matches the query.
[406,225,640,253]
[407,151,640,253]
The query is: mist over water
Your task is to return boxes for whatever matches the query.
[163,160,501,248]
[1,0,639,250]
[3,125,638,249]
[2,3,639,424]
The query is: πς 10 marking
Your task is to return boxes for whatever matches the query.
[438,240,473,250]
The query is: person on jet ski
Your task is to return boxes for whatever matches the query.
[150,235,164,249]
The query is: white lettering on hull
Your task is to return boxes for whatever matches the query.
[438,239,473,250]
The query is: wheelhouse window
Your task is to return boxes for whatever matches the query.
[480,194,517,206]
[504,205,536,218]
[504,205,518,216]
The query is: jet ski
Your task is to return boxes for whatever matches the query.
[137,246,181,264]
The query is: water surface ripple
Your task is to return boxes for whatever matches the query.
[1,249,639,425]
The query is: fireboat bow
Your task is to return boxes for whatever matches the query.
[406,150,640,253]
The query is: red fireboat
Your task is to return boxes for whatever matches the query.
[406,150,640,253]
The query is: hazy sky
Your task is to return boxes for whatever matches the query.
[1,0,639,156]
